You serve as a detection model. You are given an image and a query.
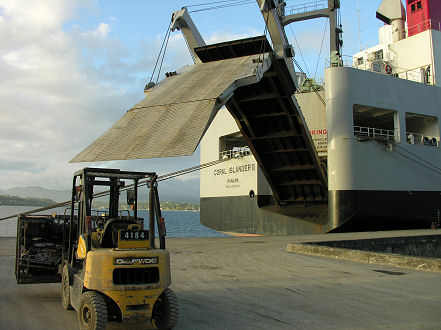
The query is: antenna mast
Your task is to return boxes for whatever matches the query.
[358,4,362,51]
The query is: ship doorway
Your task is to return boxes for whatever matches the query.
[353,104,398,142]
[219,132,250,160]
[405,113,439,146]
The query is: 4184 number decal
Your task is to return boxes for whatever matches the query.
[120,229,149,241]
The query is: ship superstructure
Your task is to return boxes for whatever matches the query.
[72,0,441,235]
[200,0,441,235]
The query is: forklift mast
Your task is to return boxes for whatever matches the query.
[16,167,167,285]
[66,168,166,265]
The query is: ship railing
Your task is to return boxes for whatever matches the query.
[407,19,441,37]
[397,66,431,84]
[393,19,441,40]
[326,55,354,67]
[354,126,397,142]
[219,146,251,160]
[406,132,439,147]
[354,19,441,52]
[285,1,326,16]
[333,55,389,72]
[327,55,434,85]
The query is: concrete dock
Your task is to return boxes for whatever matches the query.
[1,232,441,329]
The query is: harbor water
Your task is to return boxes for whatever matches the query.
[0,205,227,238]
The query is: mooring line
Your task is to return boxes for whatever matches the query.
[0,157,230,222]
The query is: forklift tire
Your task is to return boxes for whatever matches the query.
[61,264,73,310]
[78,291,108,330]
[152,288,179,329]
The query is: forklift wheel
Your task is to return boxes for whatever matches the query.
[78,291,108,330]
[61,265,72,310]
[152,288,179,329]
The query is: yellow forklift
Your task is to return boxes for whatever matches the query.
[16,168,178,329]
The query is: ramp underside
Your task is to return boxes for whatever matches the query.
[71,35,327,206]
[226,58,328,204]
[194,35,272,63]
[71,55,260,162]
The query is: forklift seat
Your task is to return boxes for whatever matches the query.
[99,219,137,248]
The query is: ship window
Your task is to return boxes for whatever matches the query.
[372,62,382,72]
[357,57,364,66]
[405,113,439,146]
[374,50,383,61]
[219,132,250,159]
[411,1,422,12]
[353,105,398,142]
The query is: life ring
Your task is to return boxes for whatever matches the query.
[385,64,392,74]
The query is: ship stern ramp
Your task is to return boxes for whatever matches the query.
[71,54,263,161]
[72,36,331,231]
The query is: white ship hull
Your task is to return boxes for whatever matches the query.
[201,27,441,235]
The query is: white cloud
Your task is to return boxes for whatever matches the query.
[95,23,110,37]
[0,1,263,191]
[165,33,194,68]
[82,22,110,39]
[0,0,161,189]
[0,0,70,28]
[206,28,261,44]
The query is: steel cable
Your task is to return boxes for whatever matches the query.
[256,5,271,69]
[368,138,441,176]
[314,18,328,80]
[292,57,326,106]
[289,25,310,77]
[0,157,230,221]
[155,27,171,84]
[186,0,247,8]
[188,1,255,13]
[395,145,441,173]
[149,22,172,84]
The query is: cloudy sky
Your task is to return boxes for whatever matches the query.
[0,0,384,190]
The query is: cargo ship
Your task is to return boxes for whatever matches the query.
[73,0,441,235]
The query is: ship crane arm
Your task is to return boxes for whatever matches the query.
[256,0,297,86]
[171,7,205,63]
[281,0,342,55]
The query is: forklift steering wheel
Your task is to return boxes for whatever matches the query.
[96,218,106,229]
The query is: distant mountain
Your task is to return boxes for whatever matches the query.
[0,177,200,204]
[0,186,71,202]
[0,195,56,207]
